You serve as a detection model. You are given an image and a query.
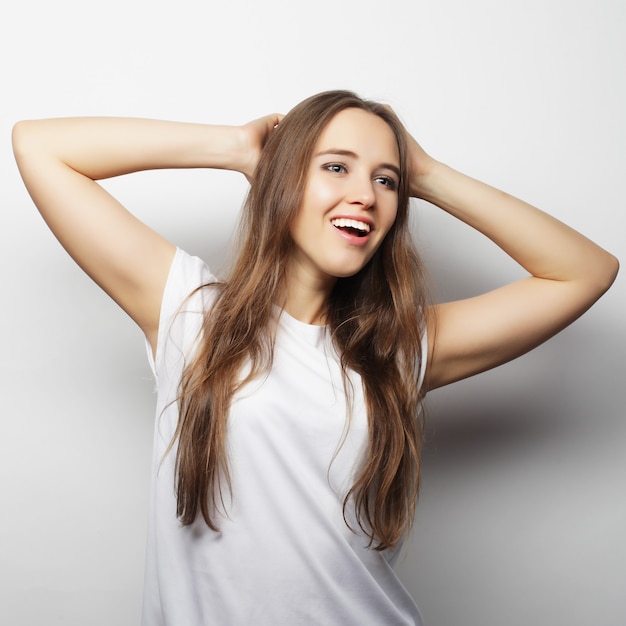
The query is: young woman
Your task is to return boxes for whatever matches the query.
[12,91,618,625]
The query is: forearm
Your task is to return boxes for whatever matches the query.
[415,162,618,289]
[12,117,249,181]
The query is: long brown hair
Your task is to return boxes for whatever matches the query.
[173,90,430,549]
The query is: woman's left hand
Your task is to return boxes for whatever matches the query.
[403,130,440,198]
[384,105,439,198]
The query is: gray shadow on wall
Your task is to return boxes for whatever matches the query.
[420,314,624,472]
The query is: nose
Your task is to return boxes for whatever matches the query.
[347,174,375,209]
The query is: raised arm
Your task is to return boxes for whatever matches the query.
[406,135,619,390]
[12,114,282,353]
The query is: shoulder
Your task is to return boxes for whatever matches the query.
[162,248,217,313]
[150,248,219,376]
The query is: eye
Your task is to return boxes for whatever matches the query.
[324,163,347,174]
[374,175,398,191]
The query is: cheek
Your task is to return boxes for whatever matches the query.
[304,172,341,208]
[307,193,332,217]
[381,204,398,235]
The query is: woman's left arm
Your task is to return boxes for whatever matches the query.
[411,138,619,391]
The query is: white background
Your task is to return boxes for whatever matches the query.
[1,1,624,624]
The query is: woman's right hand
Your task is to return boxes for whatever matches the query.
[238,113,284,182]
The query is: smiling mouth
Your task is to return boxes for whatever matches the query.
[331,218,371,237]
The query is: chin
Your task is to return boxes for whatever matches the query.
[327,264,368,280]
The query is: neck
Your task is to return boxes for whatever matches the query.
[280,264,336,326]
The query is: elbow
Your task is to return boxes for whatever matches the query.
[605,252,620,288]
[591,250,619,298]
[12,120,37,164]
[12,119,56,180]
[11,121,24,159]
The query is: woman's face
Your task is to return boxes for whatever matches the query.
[289,107,400,288]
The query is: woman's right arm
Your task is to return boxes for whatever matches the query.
[12,115,281,353]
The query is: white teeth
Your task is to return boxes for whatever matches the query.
[331,218,371,233]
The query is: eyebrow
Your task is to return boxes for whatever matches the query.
[314,148,401,179]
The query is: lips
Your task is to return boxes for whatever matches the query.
[330,217,372,237]
[329,216,374,247]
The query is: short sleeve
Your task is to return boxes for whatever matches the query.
[144,248,217,380]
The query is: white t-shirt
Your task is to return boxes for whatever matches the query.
[142,248,425,625]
